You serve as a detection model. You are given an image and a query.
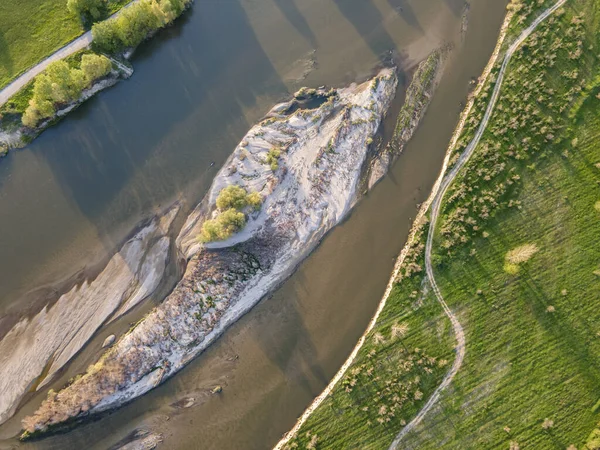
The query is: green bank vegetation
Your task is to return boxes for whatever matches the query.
[285,0,600,448]
[1,0,193,135]
[200,185,262,243]
[283,232,456,449]
[1,51,113,128]
[92,0,192,54]
[400,0,600,448]
[21,54,113,127]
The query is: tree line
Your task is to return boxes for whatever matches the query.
[22,54,112,128]
[92,0,192,53]
[20,0,192,128]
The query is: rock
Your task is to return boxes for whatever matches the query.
[102,335,116,348]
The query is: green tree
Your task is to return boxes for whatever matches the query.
[80,54,112,83]
[200,209,246,242]
[117,1,162,48]
[92,19,123,53]
[45,60,84,103]
[67,0,106,25]
[216,185,250,210]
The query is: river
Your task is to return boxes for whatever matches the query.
[0,0,507,448]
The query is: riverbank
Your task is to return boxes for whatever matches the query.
[275,0,582,447]
[400,0,600,447]
[20,68,404,436]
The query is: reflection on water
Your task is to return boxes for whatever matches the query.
[0,0,508,448]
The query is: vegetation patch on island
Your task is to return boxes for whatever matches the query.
[200,185,262,243]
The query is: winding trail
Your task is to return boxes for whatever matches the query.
[388,0,567,446]
[0,1,139,107]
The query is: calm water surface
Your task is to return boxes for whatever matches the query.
[0,0,507,448]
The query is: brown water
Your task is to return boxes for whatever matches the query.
[0,0,508,448]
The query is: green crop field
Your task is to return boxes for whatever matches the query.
[283,0,600,448]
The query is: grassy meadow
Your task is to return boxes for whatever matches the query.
[284,0,600,448]
[402,0,600,448]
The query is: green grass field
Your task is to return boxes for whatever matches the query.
[284,0,600,448]
[402,0,600,448]
[0,0,129,90]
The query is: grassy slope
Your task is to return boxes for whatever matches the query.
[400,0,600,448]
[0,0,128,90]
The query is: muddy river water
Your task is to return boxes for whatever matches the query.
[0,0,507,448]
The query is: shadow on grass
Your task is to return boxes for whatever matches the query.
[0,30,14,78]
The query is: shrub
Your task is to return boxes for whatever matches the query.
[247,191,262,210]
[80,54,112,82]
[200,209,246,242]
[216,185,250,210]
[200,184,262,242]
[266,147,281,171]
[503,243,538,274]
[67,0,106,25]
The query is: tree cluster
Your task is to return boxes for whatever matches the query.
[22,54,113,128]
[92,0,192,53]
[200,185,262,243]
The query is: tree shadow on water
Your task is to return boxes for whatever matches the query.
[442,0,465,16]
[332,0,400,60]
[384,0,425,33]
[272,0,318,48]
[252,274,330,398]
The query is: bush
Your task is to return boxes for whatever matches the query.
[80,54,112,82]
[216,185,250,210]
[67,0,106,25]
[200,185,262,242]
[247,191,262,210]
[200,209,246,242]
[266,147,281,171]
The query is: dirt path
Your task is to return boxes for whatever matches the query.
[0,1,139,107]
[387,0,568,446]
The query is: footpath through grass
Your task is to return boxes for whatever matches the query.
[400,0,600,448]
